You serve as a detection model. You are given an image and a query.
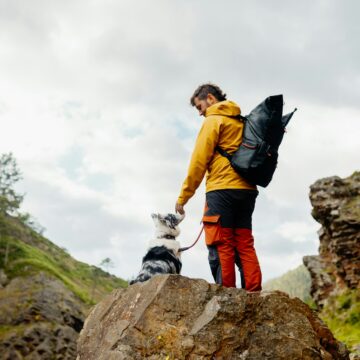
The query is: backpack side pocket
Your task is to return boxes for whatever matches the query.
[230,139,259,176]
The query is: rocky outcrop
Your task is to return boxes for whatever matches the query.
[1,323,78,360]
[0,272,86,359]
[77,274,349,359]
[0,212,127,359]
[303,172,360,307]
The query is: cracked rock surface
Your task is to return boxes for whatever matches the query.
[0,272,86,359]
[77,274,349,359]
[303,172,360,307]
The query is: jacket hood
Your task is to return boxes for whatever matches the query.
[205,100,241,117]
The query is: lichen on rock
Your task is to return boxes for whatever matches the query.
[77,274,349,359]
[303,172,360,358]
[0,272,86,359]
[304,172,360,307]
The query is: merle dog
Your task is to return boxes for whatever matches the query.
[129,213,185,285]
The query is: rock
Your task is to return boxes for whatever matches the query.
[304,172,360,307]
[0,212,126,359]
[303,255,336,305]
[0,322,78,360]
[349,344,360,360]
[0,272,87,359]
[77,274,349,359]
[0,272,85,330]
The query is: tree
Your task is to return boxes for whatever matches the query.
[90,266,103,303]
[99,257,115,273]
[18,212,46,235]
[0,153,23,215]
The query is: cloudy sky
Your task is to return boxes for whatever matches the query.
[1,0,359,284]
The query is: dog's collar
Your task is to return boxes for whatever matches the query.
[159,235,176,240]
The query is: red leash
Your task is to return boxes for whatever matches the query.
[179,225,204,252]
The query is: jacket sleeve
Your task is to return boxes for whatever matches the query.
[177,117,221,205]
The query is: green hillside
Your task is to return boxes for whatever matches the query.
[263,264,312,303]
[0,153,129,357]
[321,289,360,351]
[0,212,127,305]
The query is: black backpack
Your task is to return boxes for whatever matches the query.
[216,95,297,187]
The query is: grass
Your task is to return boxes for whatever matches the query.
[0,322,61,340]
[0,324,29,339]
[320,289,360,349]
[0,214,127,305]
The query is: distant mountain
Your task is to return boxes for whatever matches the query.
[0,212,127,359]
[263,264,312,303]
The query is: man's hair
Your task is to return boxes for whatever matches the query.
[190,83,227,106]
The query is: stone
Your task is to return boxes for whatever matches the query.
[0,211,126,359]
[1,323,78,360]
[0,272,87,359]
[77,274,349,360]
[0,272,85,329]
[304,172,360,307]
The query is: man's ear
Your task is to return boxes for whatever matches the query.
[207,93,218,106]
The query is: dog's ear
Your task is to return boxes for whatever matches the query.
[151,213,161,225]
[164,213,184,228]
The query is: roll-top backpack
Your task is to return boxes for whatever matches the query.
[216,95,297,187]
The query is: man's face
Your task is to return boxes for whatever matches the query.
[194,97,211,117]
[193,94,218,116]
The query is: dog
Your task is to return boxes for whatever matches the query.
[129,212,185,285]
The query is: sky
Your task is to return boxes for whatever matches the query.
[0,0,359,284]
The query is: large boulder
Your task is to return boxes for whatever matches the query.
[77,274,348,359]
[0,272,86,359]
[304,172,360,307]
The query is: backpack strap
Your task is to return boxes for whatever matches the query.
[216,146,232,160]
[229,114,247,122]
[215,114,246,159]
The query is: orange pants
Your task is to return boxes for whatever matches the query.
[209,227,262,290]
[204,189,262,291]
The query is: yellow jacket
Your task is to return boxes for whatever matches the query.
[177,100,256,205]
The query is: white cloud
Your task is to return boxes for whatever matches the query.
[264,103,360,207]
[260,252,308,282]
[1,0,359,284]
[275,221,319,244]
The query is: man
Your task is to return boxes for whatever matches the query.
[175,83,262,291]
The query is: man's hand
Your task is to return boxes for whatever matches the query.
[175,202,185,215]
